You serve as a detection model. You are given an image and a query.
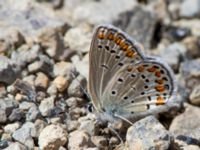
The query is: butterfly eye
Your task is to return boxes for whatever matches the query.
[87,103,94,113]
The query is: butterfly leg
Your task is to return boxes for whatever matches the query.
[108,122,124,144]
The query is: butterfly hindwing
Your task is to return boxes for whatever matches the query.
[100,57,175,117]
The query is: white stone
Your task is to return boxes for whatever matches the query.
[39,124,68,150]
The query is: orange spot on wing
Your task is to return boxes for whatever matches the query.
[123,44,129,50]
[137,65,145,72]
[127,67,133,72]
[98,32,105,39]
[155,71,161,77]
[115,37,122,45]
[155,85,165,92]
[156,96,165,105]
[119,40,126,48]
[108,33,114,40]
[126,50,136,58]
[147,66,156,72]
[156,79,164,84]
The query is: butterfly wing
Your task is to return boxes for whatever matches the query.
[88,25,176,118]
[88,25,145,111]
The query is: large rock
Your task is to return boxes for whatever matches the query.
[38,124,68,150]
[169,104,200,141]
[126,116,171,150]
[68,130,92,150]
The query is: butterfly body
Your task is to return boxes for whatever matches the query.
[88,25,176,123]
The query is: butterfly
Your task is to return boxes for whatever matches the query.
[88,24,176,125]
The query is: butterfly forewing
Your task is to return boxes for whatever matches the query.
[89,25,145,111]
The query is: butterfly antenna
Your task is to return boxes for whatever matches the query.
[70,72,91,100]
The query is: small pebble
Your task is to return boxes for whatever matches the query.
[53,76,69,92]
[8,108,23,122]
[35,72,49,89]
[91,136,108,148]
[39,96,55,117]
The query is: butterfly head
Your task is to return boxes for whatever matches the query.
[87,102,122,123]
[87,103,95,113]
